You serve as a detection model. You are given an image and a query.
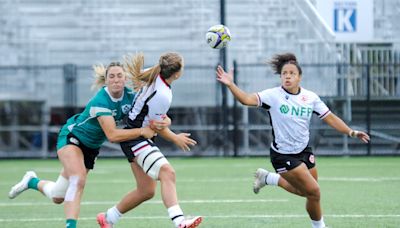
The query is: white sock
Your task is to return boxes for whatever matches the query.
[167,205,185,227]
[311,217,326,228]
[266,172,280,186]
[106,206,122,225]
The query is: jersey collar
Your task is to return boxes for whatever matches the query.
[104,87,124,102]
[159,75,171,88]
[281,86,301,95]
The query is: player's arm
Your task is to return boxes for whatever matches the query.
[323,113,370,143]
[216,65,258,106]
[150,115,172,131]
[157,127,197,152]
[98,116,155,143]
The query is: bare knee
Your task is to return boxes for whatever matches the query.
[305,186,320,201]
[138,188,156,201]
[52,197,64,204]
[159,165,176,183]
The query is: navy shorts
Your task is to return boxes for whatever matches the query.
[64,133,100,170]
[120,137,156,162]
[270,147,316,173]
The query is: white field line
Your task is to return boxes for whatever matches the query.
[0,199,288,207]
[1,214,400,222]
[1,176,399,186]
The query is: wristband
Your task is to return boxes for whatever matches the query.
[349,130,359,138]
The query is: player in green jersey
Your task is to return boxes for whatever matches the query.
[8,62,170,228]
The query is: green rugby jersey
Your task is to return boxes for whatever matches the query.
[59,86,135,149]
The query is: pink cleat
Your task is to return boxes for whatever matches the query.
[178,216,203,228]
[97,213,113,228]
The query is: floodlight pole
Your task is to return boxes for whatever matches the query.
[220,0,229,156]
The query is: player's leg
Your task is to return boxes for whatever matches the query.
[38,169,69,204]
[57,145,88,228]
[8,170,69,203]
[158,163,202,228]
[98,160,157,227]
[134,144,202,228]
[253,168,305,196]
[119,160,157,211]
[280,164,325,228]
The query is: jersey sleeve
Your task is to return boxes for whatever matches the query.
[313,94,331,119]
[147,93,170,121]
[256,88,274,109]
[88,91,113,117]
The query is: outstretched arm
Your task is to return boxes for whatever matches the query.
[157,127,197,152]
[216,65,258,106]
[98,116,155,143]
[323,113,370,143]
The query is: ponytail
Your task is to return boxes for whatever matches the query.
[91,64,106,90]
[124,53,160,88]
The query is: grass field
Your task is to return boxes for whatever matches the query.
[1,157,399,228]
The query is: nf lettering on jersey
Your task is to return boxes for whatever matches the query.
[257,87,331,154]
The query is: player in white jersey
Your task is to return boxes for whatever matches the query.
[7,62,170,228]
[216,53,370,228]
[97,52,202,228]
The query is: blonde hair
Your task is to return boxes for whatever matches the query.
[91,62,125,90]
[125,52,183,88]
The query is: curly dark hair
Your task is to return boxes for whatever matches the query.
[268,53,302,75]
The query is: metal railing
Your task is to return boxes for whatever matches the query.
[0,63,399,157]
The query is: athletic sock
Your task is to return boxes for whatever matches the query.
[311,217,326,228]
[265,172,280,186]
[106,206,122,225]
[27,177,40,190]
[66,219,77,228]
[167,205,185,227]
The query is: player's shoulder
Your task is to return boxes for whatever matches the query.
[259,86,280,94]
[90,87,109,103]
[300,87,319,98]
[124,87,136,99]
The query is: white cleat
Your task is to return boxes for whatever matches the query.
[8,171,37,199]
[253,168,269,194]
[178,216,203,228]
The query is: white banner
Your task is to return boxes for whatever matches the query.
[316,0,374,42]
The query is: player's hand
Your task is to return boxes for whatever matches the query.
[140,127,157,139]
[173,133,197,152]
[355,131,370,143]
[216,65,234,86]
[150,116,171,131]
[349,130,370,143]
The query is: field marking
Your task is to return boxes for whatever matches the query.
[0,199,288,207]
[1,176,399,186]
[319,177,400,182]
[1,214,400,222]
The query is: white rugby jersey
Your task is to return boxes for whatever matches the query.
[127,75,172,128]
[257,86,331,154]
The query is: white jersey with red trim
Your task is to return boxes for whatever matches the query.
[256,86,330,154]
[127,75,172,128]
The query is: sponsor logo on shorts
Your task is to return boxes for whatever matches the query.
[309,154,315,164]
[69,137,79,145]
[276,167,287,173]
